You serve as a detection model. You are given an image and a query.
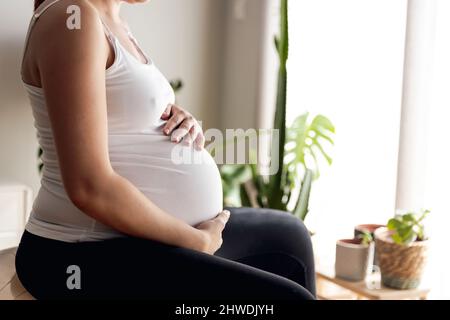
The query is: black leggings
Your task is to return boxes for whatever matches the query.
[15,207,316,300]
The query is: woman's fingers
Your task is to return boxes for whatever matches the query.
[161,104,205,149]
[194,132,205,151]
[163,112,186,135]
[171,128,189,143]
[171,117,195,142]
[181,132,193,146]
[215,210,231,230]
[190,125,205,151]
[160,104,172,120]
[162,104,184,134]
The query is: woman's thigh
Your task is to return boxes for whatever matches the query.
[16,231,313,300]
[216,207,316,295]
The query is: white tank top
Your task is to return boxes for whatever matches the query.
[22,0,223,242]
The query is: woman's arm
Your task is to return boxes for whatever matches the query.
[33,1,209,251]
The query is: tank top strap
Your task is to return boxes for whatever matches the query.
[34,0,61,18]
[21,0,62,75]
[22,0,116,69]
[23,0,62,46]
[99,16,117,45]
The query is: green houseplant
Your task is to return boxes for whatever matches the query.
[220,0,334,222]
[374,209,430,289]
[387,209,429,245]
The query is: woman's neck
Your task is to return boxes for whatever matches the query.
[88,0,122,23]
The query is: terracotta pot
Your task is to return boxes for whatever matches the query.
[335,238,374,282]
[374,227,428,289]
[354,224,385,238]
[354,224,385,265]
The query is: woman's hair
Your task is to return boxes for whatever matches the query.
[35,0,45,11]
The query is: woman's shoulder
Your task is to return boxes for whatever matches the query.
[23,0,108,86]
[32,0,104,44]
[29,0,109,67]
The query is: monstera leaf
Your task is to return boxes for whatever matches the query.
[286,112,335,179]
[218,0,335,222]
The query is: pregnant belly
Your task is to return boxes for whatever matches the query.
[109,133,223,226]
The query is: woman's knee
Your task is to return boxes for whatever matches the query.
[215,256,315,300]
[228,208,313,255]
[273,212,311,244]
[247,266,315,300]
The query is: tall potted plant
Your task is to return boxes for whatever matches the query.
[220,0,334,221]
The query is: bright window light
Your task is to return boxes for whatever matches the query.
[287,0,450,299]
[424,0,450,300]
[287,0,407,273]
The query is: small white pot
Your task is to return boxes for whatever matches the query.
[335,239,374,282]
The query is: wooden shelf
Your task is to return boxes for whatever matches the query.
[316,265,429,300]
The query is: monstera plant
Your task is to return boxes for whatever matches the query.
[220,0,335,221]
[221,112,334,221]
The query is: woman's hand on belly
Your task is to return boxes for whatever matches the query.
[194,210,231,255]
[160,104,205,151]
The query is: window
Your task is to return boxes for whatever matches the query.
[425,0,450,300]
[286,0,450,298]
[287,0,407,264]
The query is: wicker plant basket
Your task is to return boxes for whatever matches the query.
[374,227,428,290]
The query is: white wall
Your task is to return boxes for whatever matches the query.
[0,1,40,195]
[219,0,267,131]
[0,0,227,195]
[122,0,226,129]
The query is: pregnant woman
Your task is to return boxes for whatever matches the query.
[16,0,315,300]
